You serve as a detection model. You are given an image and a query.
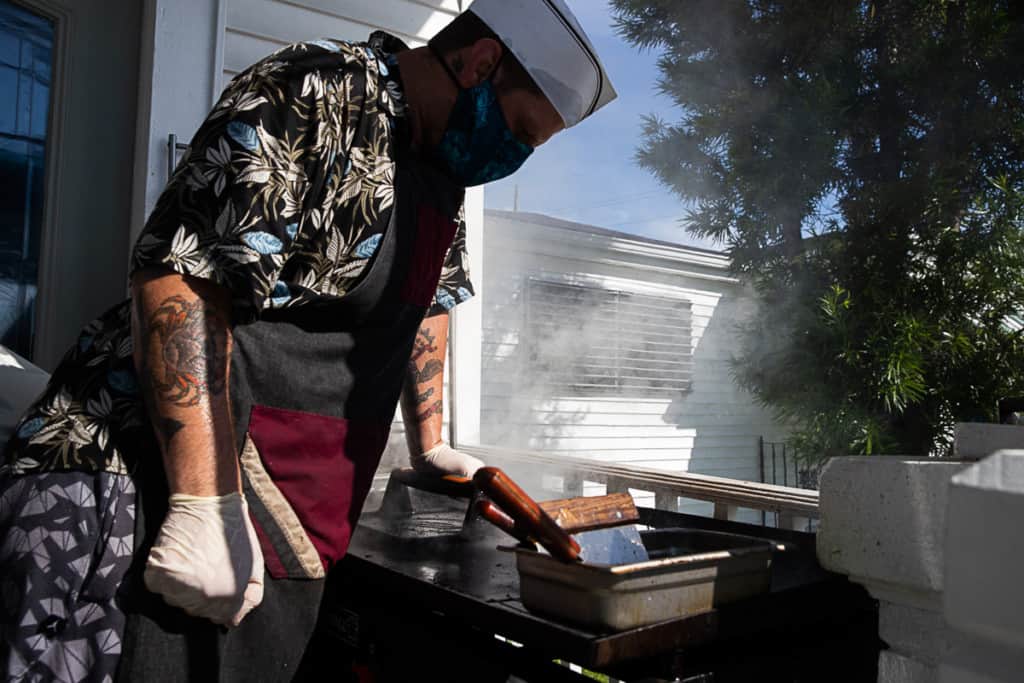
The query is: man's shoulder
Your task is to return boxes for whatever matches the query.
[214,32,406,110]
[254,31,408,74]
[253,38,369,74]
[214,36,381,113]
[367,30,411,58]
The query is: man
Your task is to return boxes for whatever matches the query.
[0,0,615,680]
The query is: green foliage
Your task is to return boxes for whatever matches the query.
[611,0,1024,459]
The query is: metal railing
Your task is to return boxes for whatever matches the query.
[759,438,821,530]
[460,444,820,531]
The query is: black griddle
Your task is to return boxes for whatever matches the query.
[306,472,880,682]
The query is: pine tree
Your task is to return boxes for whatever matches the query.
[611,0,1024,458]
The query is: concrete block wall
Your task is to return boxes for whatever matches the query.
[941,451,1024,682]
[817,457,968,682]
[819,450,1024,683]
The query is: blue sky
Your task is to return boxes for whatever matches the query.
[485,1,718,249]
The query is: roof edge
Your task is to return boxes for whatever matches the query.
[484,209,731,267]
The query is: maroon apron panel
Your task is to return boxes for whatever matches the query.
[246,404,390,571]
[400,203,460,307]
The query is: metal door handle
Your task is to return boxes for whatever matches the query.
[167,133,189,180]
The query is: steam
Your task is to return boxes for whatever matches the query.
[475,209,766,514]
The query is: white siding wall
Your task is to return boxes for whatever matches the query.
[134,0,471,236]
[481,212,787,515]
[222,0,464,86]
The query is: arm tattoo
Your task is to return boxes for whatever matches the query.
[416,399,443,422]
[410,326,437,364]
[156,416,185,452]
[145,295,229,408]
[410,359,443,385]
[415,387,435,405]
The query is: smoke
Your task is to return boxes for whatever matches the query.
[474,207,777,516]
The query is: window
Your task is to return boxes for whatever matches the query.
[0,1,54,358]
[524,279,693,396]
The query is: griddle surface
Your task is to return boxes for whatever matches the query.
[339,508,870,671]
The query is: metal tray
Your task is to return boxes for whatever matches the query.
[510,528,783,632]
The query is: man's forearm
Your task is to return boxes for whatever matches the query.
[399,313,449,454]
[131,269,238,496]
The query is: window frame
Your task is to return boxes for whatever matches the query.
[520,274,694,398]
[7,0,70,363]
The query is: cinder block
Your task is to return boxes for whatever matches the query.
[817,457,967,602]
[940,663,1006,683]
[940,626,1024,683]
[953,423,1024,461]
[878,650,938,683]
[944,451,1024,650]
[879,602,948,664]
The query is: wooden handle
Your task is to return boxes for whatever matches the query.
[473,467,581,562]
[475,499,535,545]
[538,492,640,533]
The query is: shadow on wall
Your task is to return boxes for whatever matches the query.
[660,290,775,484]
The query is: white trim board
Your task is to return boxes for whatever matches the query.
[485,210,733,272]
[511,268,727,303]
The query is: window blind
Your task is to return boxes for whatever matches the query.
[524,279,693,395]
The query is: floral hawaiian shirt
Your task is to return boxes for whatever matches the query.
[2,32,473,477]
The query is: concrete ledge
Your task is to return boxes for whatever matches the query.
[879,603,948,665]
[941,450,1024,682]
[879,650,937,683]
[945,450,1024,649]
[953,423,1024,461]
[817,456,969,682]
[817,457,967,597]
[940,629,1024,683]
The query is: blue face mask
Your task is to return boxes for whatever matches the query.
[432,54,534,187]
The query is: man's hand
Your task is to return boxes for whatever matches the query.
[144,492,264,627]
[410,442,484,478]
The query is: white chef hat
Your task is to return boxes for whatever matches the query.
[468,0,617,128]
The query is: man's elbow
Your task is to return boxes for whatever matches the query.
[130,268,231,311]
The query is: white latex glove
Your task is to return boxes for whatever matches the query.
[410,443,485,478]
[144,492,264,627]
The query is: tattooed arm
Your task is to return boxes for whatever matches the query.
[398,313,485,477]
[130,269,239,496]
[131,269,263,626]
[399,314,448,455]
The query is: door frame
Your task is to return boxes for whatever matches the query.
[9,0,72,362]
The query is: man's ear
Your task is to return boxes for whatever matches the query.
[464,38,503,87]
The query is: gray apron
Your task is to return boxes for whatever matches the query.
[117,157,465,682]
